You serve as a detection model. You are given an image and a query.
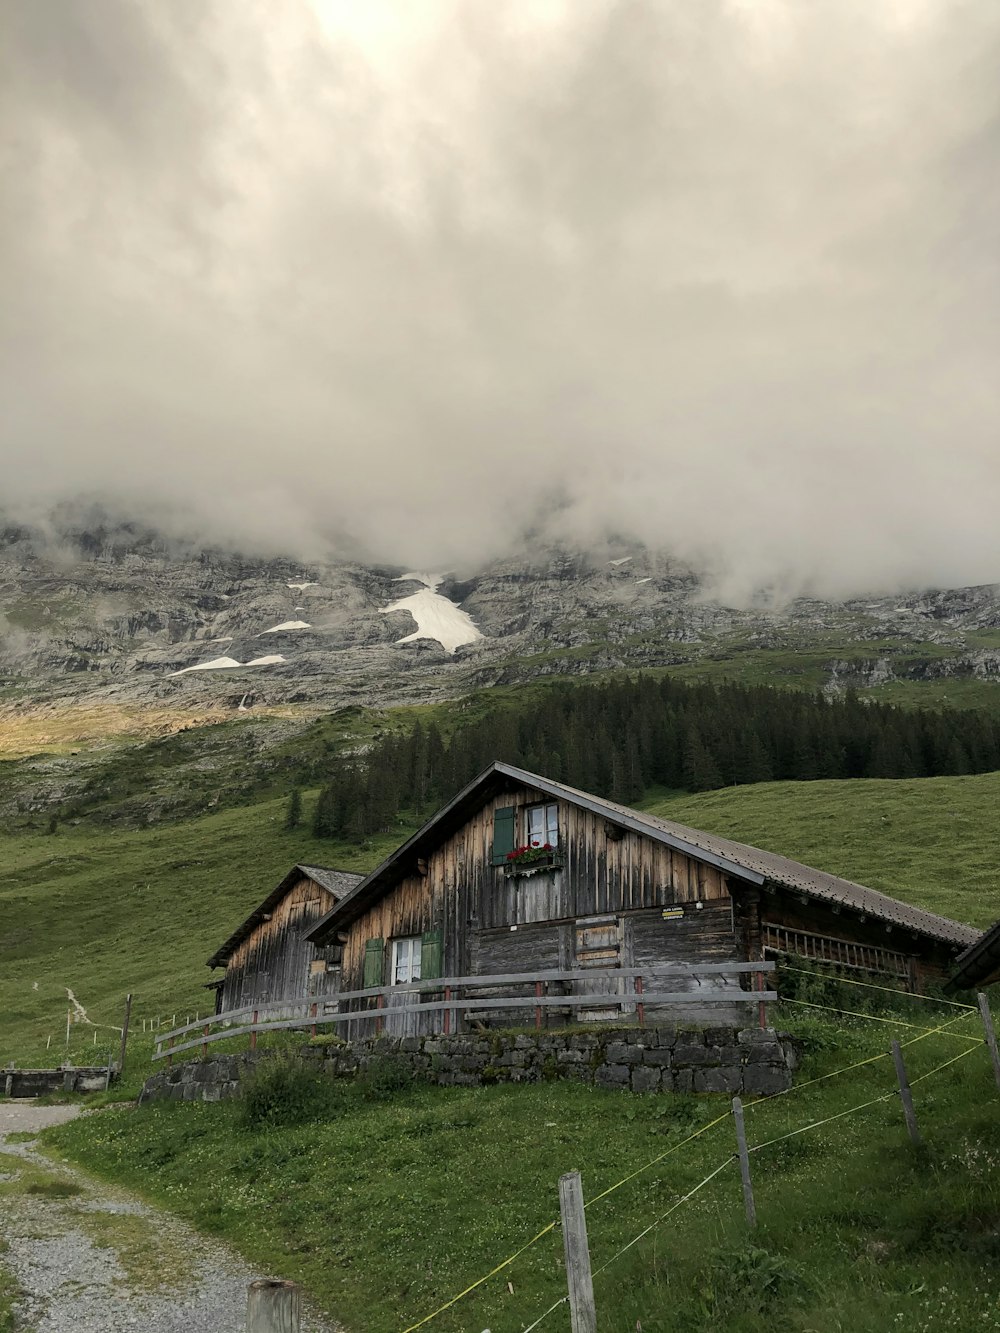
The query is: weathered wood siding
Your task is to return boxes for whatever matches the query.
[339,784,741,1034]
[221,877,340,1013]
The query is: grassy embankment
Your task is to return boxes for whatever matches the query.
[44,1000,1000,1333]
[3,771,1000,1069]
[5,768,999,1328]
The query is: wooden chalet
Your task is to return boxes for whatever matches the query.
[207,863,363,1014]
[305,762,978,1033]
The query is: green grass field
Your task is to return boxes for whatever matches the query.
[42,1000,1000,1333]
[3,771,999,1068]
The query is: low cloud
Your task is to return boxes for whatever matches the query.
[2,0,999,600]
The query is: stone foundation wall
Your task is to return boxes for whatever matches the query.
[4,1066,112,1098]
[139,1025,798,1104]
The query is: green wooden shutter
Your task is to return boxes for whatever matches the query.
[363,937,384,988]
[492,806,517,865]
[421,928,443,980]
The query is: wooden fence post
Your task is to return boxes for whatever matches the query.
[118,993,132,1075]
[250,1010,259,1052]
[535,981,544,1031]
[757,966,767,1031]
[977,994,1000,1092]
[731,1097,757,1226]
[310,1002,318,1040]
[443,986,452,1035]
[635,974,645,1029]
[247,1278,301,1332]
[890,1040,921,1145]
[559,1171,597,1333]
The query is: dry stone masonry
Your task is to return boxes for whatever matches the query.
[138,1025,798,1104]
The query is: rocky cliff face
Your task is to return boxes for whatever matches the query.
[2,515,999,721]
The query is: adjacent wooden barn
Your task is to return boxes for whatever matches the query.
[305,762,978,1034]
[207,863,363,1014]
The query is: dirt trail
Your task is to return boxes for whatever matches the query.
[0,1100,337,1332]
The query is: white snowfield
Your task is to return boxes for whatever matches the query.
[287,581,317,591]
[168,654,286,677]
[382,572,482,655]
[208,636,234,642]
[609,557,633,566]
[261,620,312,633]
[635,577,653,584]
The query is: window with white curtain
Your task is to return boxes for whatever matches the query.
[391,935,422,984]
[525,802,559,848]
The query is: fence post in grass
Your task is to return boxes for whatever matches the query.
[118,993,132,1075]
[247,1278,301,1332]
[559,1171,597,1333]
[731,1097,757,1226]
[166,1035,175,1068]
[891,1040,921,1145]
[977,994,1000,1093]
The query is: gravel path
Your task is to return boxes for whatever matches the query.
[0,1101,337,1332]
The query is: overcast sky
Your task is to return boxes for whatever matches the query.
[2,0,998,600]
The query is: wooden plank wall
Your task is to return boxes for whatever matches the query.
[340,783,732,995]
[221,877,337,1012]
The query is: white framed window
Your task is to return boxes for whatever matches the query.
[526,802,559,849]
[391,935,422,984]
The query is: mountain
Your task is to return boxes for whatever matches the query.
[3,514,1000,719]
[2,511,999,828]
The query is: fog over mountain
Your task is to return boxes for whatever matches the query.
[2,1,999,603]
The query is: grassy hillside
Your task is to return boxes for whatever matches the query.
[641,772,1000,930]
[42,1008,1000,1333]
[3,772,1000,1067]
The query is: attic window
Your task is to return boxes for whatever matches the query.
[526,803,559,849]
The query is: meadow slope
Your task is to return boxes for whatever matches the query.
[2,772,1000,1066]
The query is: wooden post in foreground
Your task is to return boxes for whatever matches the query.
[890,1040,921,1145]
[559,1171,597,1333]
[118,993,133,1075]
[731,1097,757,1226]
[977,994,1000,1092]
[247,1279,301,1332]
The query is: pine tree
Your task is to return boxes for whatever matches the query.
[284,787,303,830]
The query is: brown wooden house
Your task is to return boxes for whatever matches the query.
[305,762,978,1032]
[207,863,363,1014]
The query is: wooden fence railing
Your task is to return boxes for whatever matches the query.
[152,962,777,1064]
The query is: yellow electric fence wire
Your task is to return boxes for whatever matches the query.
[585,1108,733,1208]
[778,963,977,1009]
[743,1008,981,1109]
[398,1221,557,1333]
[749,1043,980,1154]
[591,1157,736,1278]
[781,996,982,1041]
[401,1008,984,1330]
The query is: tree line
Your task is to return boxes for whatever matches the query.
[307,676,1000,842]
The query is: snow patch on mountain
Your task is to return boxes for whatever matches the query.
[169,654,286,676]
[381,575,482,655]
[261,621,312,634]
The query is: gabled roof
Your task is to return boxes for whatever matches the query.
[305,762,979,950]
[207,863,363,969]
[945,918,999,992]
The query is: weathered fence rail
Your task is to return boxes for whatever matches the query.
[153,962,776,1063]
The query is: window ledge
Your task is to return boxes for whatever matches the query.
[503,853,564,877]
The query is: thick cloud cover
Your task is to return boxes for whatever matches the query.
[2,0,999,599]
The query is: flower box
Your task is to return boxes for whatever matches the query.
[503,843,564,876]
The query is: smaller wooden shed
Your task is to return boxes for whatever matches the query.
[207,863,363,1015]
